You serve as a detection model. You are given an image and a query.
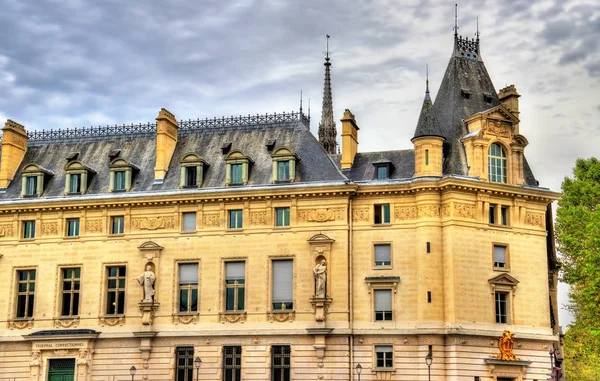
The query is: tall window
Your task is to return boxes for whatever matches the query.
[61,268,81,317]
[23,220,36,239]
[488,143,507,183]
[66,218,80,237]
[501,206,509,225]
[495,291,508,323]
[376,166,388,180]
[275,207,290,227]
[114,170,127,191]
[230,164,243,185]
[374,290,392,321]
[277,161,290,181]
[106,266,126,315]
[229,210,243,229]
[16,270,36,318]
[374,204,391,224]
[25,176,38,196]
[184,166,198,187]
[374,244,391,267]
[176,347,195,381]
[272,260,293,310]
[69,173,81,193]
[225,262,245,311]
[223,346,242,381]
[182,212,197,232]
[489,204,496,224]
[425,149,430,165]
[271,345,291,381]
[111,216,124,235]
[494,245,507,269]
[375,345,393,369]
[179,263,199,313]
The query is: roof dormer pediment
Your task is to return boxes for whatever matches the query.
[465,104,520,124]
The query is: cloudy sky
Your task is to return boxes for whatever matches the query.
[2,0,598,326]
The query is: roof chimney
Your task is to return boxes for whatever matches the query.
[154,108,179,183]
[340,109,359,169]
[498,85,521,134]
[0,120,28,189]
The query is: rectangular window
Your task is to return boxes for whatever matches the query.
[231,164,243,184]
[277,161,290,181]
[106,266,126,315]
[184,166,197,187]
[495,291,508,324]
[501,206,509,225]
[425,149,430,165]
[25,176,37,196]
[275,207,290,227]
[61,268,81,317]
[376,166,388,180]
[272,260,293,310]
[66,219,80,237]
[374,244,391,267]
[69,173,81,193]
[111,216,124,235]
[114,170,126,191]
[426,242,431,253]
[23,220,35,239]
[375,345,393,369]
[176,347,195,381]
[223,346,242,381]
[271,345,291,381]
[228,210,243,229]
[494,245,506,269]
[427,291,432,303]
[182,212,197,232]
[374,204,391,224]
[225,262,245,311]
[489,204,496,224]
[374,289,392,321]
[179,263,199,313]
[16,270,36,318]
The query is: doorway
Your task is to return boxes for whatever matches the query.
[48,358,75,381]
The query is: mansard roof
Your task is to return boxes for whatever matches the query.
[331,150,415,182]
[0,112,346,199]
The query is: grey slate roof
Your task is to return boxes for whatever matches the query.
[330,150,415,182]
[412,92,443,140]
[0,120,347,199]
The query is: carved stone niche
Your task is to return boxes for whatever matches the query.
[308,233,335,323]
[138,241,163,310]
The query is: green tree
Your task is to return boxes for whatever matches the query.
[555,157,600,380]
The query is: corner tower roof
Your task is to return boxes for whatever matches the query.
[412,68,443,140]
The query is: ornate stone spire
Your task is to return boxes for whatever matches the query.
[413,65,442,140]
[318,34,337,154]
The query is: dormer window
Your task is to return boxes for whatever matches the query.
[461,88,471,99]
[372,160,394,181]
[488,143,507,183]
[270,147,298,183]
[225,150,253,186]
[64,161,95,195]
[109,158,138,192]
[180,153,209,188]
[21,164,54,197]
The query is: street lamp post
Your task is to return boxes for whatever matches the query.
[129,366,136,381]
[194,356,202,381]
[425,353,432,381]
[355,363,362,381]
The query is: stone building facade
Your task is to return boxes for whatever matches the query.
[0,28,561,381]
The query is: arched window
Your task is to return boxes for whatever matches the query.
[488,143,507,183]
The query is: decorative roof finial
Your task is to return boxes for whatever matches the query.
[308,98,311,122]
[454,4,459,38]
[426,64,430,94]
[476,16,480,42]
[299,90,303,115]
[325,34,330,61]
[318,34,337,154]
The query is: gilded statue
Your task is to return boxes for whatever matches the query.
[137,265,156,303]
[497,330,517,361]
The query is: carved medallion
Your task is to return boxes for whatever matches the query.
[7,319,33,329]
[267,311,295,323]
[131,216,175,230]
[99,316,125,326]
[173,314,199,325]
[297,208,343,223]
[219,312,247,323]
[54,317,79,328]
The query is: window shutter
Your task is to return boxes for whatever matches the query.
[182,212,196,231]
[179,263,198,284]
[374,245,391,264]
[226,262,245,280]
[374,290,391,311]
[272,260,292,302]
[494,246,505,263]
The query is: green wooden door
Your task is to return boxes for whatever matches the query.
[48,359,75,381]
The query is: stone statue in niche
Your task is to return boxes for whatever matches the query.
[137,265,156,302]
[313,260,327,297]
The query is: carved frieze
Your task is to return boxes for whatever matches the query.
[41,222,58,236]
[352,207,369,222]
[249,211,267,225]
[297,208,344,223]
[85,219,102,233]
[53,317,79,328]
[0,224,14,237]
[131,216,175,231]
[441,204,451,217]
[203,213,220,228]
[483,119,511,138]
[394,206,417,221]
[172,314,199,325]
[219,312,247,323]
[524,212,545,228]
[418,205,440,218]
[454,202,476,219]
[7,319,33,329]
[99,316,125,326]
[267,311,295,323]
